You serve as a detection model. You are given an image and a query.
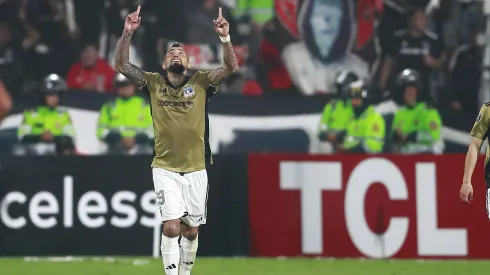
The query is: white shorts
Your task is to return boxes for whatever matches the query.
[152,167,208,227]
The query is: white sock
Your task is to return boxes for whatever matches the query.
[179,235,198,275]
[161,235,180,275]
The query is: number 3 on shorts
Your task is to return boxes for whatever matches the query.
[156,190,165,206]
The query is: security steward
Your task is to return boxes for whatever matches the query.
[318,70,358,152]
[392,69,443,154]
[97,73,153,154]
[336,80,386,153]
[17,74,76,155]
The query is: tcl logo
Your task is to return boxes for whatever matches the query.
[280,158,467,258]
[0,176,158,229]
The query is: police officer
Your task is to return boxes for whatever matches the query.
[392,69,443,154]
[338,80,386,153]
[318,71,358,152]
[17,74,76,155]
[97,73,153,154]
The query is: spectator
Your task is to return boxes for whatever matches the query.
[16,74,76,156]
[379,7,444,101]
[97,73,153,155]
[0,10,40,99]
[74,0,105,45]
[66,43,115,92]
[104,0,143,70]
[233,0,273,55]
[185,0,237,44]
[449,26,484,115]
[25,0,78,77]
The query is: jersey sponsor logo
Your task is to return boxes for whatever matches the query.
[183,84,195,98]
[157,100,194,108]
[476,113,482,122]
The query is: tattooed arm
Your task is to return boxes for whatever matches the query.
[208,42,239,86]
[115,6,145,87]
[208,8,239,86]
[114,31,145,87]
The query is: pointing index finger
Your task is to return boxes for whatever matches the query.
[136,5,141,16]
[218,7,222,18]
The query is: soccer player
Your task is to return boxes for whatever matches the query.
[114,5,238,275]
[460,104,490,209]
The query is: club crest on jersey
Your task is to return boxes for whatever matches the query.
[183,84,195,98]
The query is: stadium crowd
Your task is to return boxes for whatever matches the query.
[0,0,486,155]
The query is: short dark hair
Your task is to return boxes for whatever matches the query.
[406,7,426,19]
[171,43,181,48]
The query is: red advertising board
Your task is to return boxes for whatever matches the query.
[248,154,490,259]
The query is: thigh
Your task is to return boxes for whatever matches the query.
[152,168,186,222]
[181,169,208,227]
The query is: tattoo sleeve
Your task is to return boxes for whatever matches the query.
[208,42,239,86]
[114,31,145,87]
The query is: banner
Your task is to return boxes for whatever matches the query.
[248,154,490,259]
[0,155,249,256]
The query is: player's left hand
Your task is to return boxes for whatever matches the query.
[460,182,474,203]
[213,7,229,37]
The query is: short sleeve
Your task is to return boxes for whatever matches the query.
[196,71,219,98]
[470,105,490,139]
[141,71,160,91]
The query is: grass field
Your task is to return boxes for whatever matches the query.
[1,257,490,275]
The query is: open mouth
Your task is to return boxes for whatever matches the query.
[172,59,181,64]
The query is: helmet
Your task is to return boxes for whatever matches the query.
[396,69,421,91]
[334,70,359,98]
[348,80,370,100]
[42,74,66,94]
[114,73,132,88]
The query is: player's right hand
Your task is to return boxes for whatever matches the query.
[460,182,474,203]
[124,5,141,33]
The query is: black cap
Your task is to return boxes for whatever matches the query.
[42,74,66,95]
[114,73,132,88]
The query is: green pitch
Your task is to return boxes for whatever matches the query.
[1,257,490,275]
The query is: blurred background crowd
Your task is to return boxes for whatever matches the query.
[0,0,486,155]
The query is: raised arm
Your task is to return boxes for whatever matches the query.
[208,7,239,86]
[114,5,145,87]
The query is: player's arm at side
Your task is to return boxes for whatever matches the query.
[461,105,489,202]
[207,42,239,86]
[114,32,146,88]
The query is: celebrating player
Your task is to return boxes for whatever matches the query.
[460,104,490,211]
[114,5,238,275]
